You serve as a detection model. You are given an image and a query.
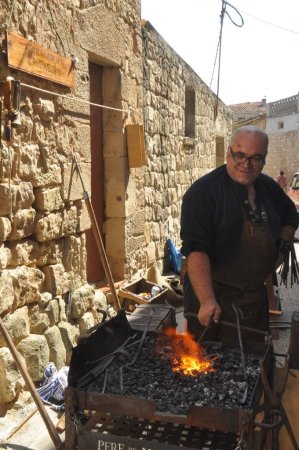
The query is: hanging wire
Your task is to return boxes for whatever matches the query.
[211,1,244,119]
[238,7,299,35]
[20,82,132,114]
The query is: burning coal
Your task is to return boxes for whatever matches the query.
[84,330,260,415]
[158,328,215,375]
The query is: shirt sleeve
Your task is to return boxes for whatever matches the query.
[180,181,215,257]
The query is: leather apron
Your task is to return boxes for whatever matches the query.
[187,208,278,342]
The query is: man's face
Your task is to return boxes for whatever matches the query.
[226,131,267,186]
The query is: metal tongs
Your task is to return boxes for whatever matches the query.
[195,306,248,401]
[231,303,248,404]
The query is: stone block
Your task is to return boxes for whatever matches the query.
[9,267,45,309]
[126,177,144,215]
[45,298,61,326]
[105,157,127,217]
[37,239,64,267]
[0,306,30,347]
[34,187,64,212]
[0,146,18,182]
[0,182,34,215]
[35,207,77,242]
[0,271,14,314]
[70,284,95,319]
[146,241,156,266]
[17,334,49,381]
[28,303,50,334]
[0,244,11,269]
[103,130,126,157]
[16,141,62,188]
[127,209,145,236]
[17,143,40,180]
[8,208,36,241]
[63,235,86,288]
[94,288,108,311]
[0,217,12,242]
[78,311,96,336]
[34,99,55,122]
[32,164,62,188]
[62,206,78,235]
[42,264,71,297]
[75,125,91,162]
[58,321,80,365]
[0,348,25,404]
[8,239,40,267]
[105,217,125,280]
[44,326,66,370]
[61,161,90,202]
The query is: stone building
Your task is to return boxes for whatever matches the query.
[229,99,267,125]
[229,95,299,184]
[142,21,231,269]
[0,0,231,407]
[265,94,299,184]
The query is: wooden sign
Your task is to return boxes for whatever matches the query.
[6,32,75,87]
[126,124,147,168]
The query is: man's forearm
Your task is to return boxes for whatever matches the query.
[274,225,296,269]
[279,225,296,242]
[187,252,215,305]
[187,251,221,325]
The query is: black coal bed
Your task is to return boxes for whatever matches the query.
[65,308,274,450]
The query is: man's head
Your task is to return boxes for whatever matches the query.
[226,125,268,186]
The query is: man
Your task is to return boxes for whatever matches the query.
[276,170,287,191]
[181,126,298,342]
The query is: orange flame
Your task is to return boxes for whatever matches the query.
[158,328,215,376]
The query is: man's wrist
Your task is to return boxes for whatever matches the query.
[276,237,292,256]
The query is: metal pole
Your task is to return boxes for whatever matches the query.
[0,317,62,448]
[73,152,121,311]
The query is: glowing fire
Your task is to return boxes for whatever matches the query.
[159,328,215,376]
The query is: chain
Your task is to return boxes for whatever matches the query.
[235,435,246,450]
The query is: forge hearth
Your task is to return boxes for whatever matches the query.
[65,308,275,450]
[82,335,260,414]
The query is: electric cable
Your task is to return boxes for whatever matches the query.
[211,0,244,119]
[238,7,299,35]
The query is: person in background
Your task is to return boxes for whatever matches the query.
[276,170,287,191]
[180,126,298,342]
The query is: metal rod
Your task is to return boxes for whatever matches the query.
[72,152,121,311]
[232,303,248,404]
[197,316,213,344]
[0,317,62,448]
[101,368,109,394]
[185,312,269,336]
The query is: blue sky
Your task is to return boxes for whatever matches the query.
[141,0,299,106]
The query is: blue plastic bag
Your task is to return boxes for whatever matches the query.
[167,238,182,273]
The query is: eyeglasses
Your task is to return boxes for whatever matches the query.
[229,147,266,167]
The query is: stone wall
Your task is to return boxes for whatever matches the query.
[0,1,232,408]
[141,22,232,272]
[264,129,299,184]
[0,0,143,406]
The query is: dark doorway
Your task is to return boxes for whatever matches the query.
[86,62,105,283]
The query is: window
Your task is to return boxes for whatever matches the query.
[278,121,284,129]
[185,88,195,138]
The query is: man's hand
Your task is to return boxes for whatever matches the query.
[198,299,221,326]
[274,252,285,270]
